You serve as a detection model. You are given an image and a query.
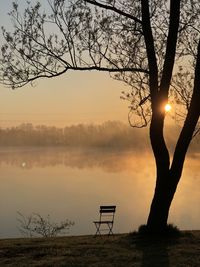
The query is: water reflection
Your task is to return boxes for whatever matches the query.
[0,147,150,172]
[0,147,199,238]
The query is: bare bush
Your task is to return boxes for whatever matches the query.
[17,212,74,238]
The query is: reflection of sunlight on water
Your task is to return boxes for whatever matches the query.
[0,147,199,238]
[21,162,26,168]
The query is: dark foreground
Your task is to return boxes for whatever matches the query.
[0,231,200,266]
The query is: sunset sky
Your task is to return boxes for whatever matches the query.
[0,0,128,127]
[1,1,200,244]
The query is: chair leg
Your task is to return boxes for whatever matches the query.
[94,223,101,236]
[94,222,114,236]
[107,223,114,235]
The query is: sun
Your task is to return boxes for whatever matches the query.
[164,103,172,112]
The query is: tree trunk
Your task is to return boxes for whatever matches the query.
[146,40,200,233]
[146,171,178,232]
[144,98,172,231]
[146,107,200,234]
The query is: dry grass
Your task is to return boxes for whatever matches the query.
[0,231,200,266]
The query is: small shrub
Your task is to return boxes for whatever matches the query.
[17,212,74,238]
[136,223,181,238]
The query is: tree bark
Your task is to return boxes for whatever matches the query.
[146,39,200,232]
[147,110,172,232]
[147,171,178,231]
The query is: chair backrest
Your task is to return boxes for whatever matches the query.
[99,205,116,222]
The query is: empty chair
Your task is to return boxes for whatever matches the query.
[93,205,116,236]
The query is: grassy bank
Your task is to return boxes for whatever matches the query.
[0,231,200,266]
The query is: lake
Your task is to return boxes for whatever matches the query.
[0,147,200,238]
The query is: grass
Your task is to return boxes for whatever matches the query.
[0,231,200,266]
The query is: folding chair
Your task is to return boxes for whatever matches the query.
[93,205,116,236]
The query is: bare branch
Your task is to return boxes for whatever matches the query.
[17,211,74,238]
[84,0,142,24]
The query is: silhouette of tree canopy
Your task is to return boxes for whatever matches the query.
[1,0,200,233]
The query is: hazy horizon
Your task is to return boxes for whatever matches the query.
[1,120,200,158]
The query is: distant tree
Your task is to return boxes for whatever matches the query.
[1,0,200,233]
[0,121,139,147]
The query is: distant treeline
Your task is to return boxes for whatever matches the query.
[0,121,149,149]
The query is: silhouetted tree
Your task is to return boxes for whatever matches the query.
[1,0,200,233]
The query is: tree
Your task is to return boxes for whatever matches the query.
[1,0,200,233]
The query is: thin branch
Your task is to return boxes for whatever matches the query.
[84,0,142,24]
[1,66,149,88]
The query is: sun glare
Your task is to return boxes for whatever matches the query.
[164,103,172,112]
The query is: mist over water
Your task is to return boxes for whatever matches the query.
[0,146,200,238]
[0,120,200,238]
[0,147,150,172]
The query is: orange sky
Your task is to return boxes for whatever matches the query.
[0,1,129,128]
[0,71,129,127]
[0,1,176,129]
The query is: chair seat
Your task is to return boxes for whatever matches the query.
[93,221,113,224]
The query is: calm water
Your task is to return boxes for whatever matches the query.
[0,147,200,238]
